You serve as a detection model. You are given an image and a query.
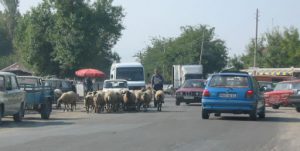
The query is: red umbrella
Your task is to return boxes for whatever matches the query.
[75,68,106,78]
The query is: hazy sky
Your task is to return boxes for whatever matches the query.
[2,0,300,62]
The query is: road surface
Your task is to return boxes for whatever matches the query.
[0,96,300,151]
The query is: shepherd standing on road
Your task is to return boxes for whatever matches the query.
[151,68,164,107]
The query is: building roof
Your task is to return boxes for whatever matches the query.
[1,63,33,76]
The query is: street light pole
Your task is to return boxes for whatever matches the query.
[200,30,205,65]
[254,8,259,73]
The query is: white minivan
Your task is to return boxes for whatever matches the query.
[110,62,145,90]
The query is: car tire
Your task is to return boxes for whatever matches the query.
[0,106,2,124]
[272,105,280,109]
[214,113,221,117]
[185,102,190,105]
[258,106,265,119]
[13,102,24,122]
[41,100,52,119]
[202,109,209,119]
[249,110,257,121]
[176,100,180,106]
[296,107,300,112]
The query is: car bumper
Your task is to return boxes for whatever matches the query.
[176,96,202,103]
[202,99,256,113]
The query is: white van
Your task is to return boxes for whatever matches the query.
[110,62,145,90]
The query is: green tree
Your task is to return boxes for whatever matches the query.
[241,27,300,68]
[140,25,228,82]
[228,55,244,71]
[14,0,124,77]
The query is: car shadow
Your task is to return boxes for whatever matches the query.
[0,119,73,128]
[185,104,202,107]
[211,116,300,123]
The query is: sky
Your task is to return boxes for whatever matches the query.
[2,0,300,63]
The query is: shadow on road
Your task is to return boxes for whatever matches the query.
[212,116,300,123]
[0,119,73,128]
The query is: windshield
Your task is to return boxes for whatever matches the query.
[182,80,205,88]
[274,83,292,90]
[209,75,250,88]
[103,81,127,88]
[116,67,144,81]
[17,77,39,86]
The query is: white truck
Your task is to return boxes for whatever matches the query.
[172,65,203,89]
[110,62,145,90]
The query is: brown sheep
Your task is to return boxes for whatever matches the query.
[85,92,95,113]
[154,90,165,111]
[93,91,105,113]
[57,91,78,112]
[122,90,136,111]
[141,92,152,111]
[134,89,144,111]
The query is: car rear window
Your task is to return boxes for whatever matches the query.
[209,75,250,88]
[182,80,205,88]
[274,83,292,90]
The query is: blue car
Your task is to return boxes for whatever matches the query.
[202,72,265,120]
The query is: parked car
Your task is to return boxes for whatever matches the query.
[17,76,52,119]
[264,80,300,109]
[175,79,205,106]
[202,72,265,120]
[43,78,74,104]
[102,79,129,93]
[0,72,26,123]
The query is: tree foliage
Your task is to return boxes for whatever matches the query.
[140,25,228,83]
[14,0,124,77]
[241,27,300,68]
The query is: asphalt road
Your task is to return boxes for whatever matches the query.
[1,96,300,151]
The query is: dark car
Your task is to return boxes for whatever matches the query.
[175,79,205,106]
[202,72,265,120]
[258,81,274,92]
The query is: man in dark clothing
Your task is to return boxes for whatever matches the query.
[151,68,164,91]
[85,77,93,92]
[151,68,164,106]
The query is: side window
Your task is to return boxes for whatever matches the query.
[0,76,4,91]
[5,76,12,91]
[11,76,18,90]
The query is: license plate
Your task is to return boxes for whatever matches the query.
[219,93,237,98]
[184,96,194,99]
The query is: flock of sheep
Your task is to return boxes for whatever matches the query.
[55,87,165,113]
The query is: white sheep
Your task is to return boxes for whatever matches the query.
[141,92,152,111]
[104,91,118,113]
[57,91,78,112]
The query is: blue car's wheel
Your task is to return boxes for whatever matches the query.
[202,109,209,119]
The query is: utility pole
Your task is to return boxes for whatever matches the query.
[254,8,259,71]
[199,30,205,65]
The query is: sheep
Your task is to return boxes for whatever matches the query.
[93,90,105,113]
[122,90,136,111]
[104,91,118,113]
[54,89,63,108]
[84,91,95,113]
[154,90,165,111]
[57,91,78,112]
[141,92,152,111]
[134,89,144,111]
[114,91,123,112]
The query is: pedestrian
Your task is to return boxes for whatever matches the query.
[151,68,164,106]
[85,77,93,93]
